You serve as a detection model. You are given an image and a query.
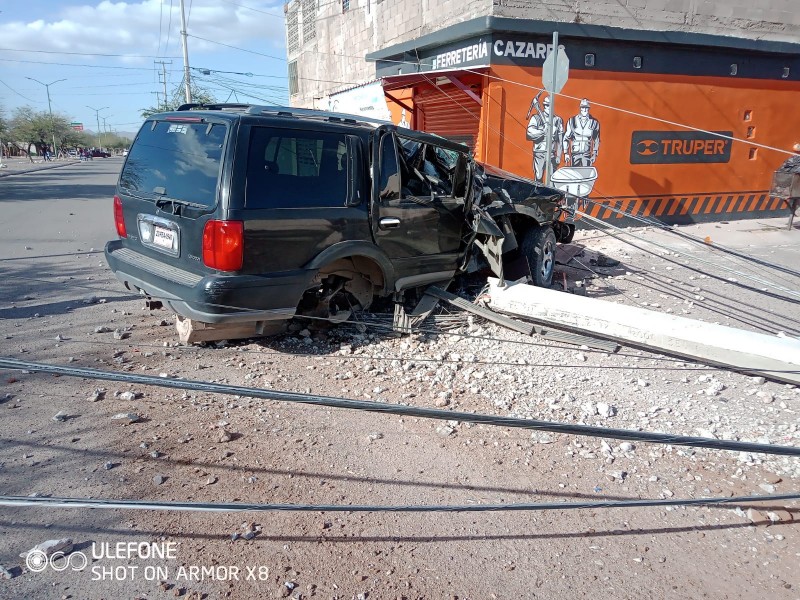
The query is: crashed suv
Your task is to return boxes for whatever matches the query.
[105,104,573,343]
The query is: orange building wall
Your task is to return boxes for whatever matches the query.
[479,65,800,221]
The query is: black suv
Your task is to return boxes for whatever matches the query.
[105,104,571,343]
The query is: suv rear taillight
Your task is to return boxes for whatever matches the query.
[202,220,244,271]
[113,195,127,238]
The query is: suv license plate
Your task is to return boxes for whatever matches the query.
[153,226,176,250]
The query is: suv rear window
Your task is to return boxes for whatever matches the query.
[245,127,348,208]
[120,120,227,207]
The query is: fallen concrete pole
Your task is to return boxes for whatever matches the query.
[486,278,800,385]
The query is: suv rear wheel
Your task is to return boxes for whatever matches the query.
[521,225,557,287]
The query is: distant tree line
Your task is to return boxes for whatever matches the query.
[0,105,129,160]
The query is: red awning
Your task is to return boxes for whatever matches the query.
[381,67,488,93]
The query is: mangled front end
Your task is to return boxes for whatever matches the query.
[464,162,569,284]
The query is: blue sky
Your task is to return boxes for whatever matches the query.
[0,0,289,135]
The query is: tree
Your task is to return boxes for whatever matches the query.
[9,106,74,159]
[140,83,217,118]
[0,106,8,158]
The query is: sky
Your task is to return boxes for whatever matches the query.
[0,0,289,135]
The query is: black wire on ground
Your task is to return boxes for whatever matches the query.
[580,196,800,280]
[578,213,800,305]
[0,493,797,513]
[2,358,799,458]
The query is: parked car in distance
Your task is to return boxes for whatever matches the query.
[91,149,111,158]
[105,104,572,343]
[122,148,129,156]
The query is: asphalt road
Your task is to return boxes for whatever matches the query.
[0,158,121,261]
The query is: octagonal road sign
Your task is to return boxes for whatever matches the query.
[543,46,569,94]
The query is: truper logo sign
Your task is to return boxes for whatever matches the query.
[630,131,733,164]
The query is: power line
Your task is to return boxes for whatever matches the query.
[0,47,180,59]
[187,33,287,62]
[0,57,177,71]
[2,493,798,514]
[1,358,799,456]
[218,0,284,18]
[157,0,165,57]
[0,79,37,102]
[165,0,175,56]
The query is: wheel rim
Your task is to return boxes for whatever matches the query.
[541,241,554,280]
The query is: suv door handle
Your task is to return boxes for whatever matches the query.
[379,217,401,229]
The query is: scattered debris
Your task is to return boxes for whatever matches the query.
[19,538,73,559]
[52,411,69,422]
[111,412,142,424]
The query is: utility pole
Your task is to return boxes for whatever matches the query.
[25,77,66,159]
[86,105,108,150]
[155,60,172,110]
[179,0,192,103]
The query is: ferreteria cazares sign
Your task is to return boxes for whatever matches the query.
[630,131,733,164]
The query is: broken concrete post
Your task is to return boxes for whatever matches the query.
[486,278,800,385]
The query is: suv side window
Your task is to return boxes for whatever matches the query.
[378,133,400,201]
[246,127,349,208]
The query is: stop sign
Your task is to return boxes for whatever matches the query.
[542,46,569,94]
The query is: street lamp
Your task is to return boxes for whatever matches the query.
[25,77,66,159]
[102,116,113,153]
[86,105,109,151]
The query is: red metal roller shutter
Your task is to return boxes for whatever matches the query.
[415,85,481,150]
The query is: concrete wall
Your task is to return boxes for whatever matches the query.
[286,0,800,107]
[492,0,800,43]
[286,0,491,107]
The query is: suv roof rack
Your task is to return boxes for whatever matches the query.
[175,102,392,128]
[176,103,252,112]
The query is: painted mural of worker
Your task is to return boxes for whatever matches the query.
[526,91,564,184]
[398,109,410,128]
[563,98,601,167]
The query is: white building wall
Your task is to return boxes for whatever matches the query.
[285,0,800,108]
[286,0,491,107]
[492,0,800,41]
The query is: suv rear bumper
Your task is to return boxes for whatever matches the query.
[105,241,313,323]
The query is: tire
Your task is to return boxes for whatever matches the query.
[561,223,575,244]
[521,225,557,287]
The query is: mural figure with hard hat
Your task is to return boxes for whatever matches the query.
[563,98,601,167]
[525,91,564,183]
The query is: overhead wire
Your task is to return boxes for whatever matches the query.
[576,191,800,313]
[218,0,285,18]
[578,212,800,302]
[165,0,175,56]
[156,0,165,57]
[0,47,180,59]
[0,79,37,103]
[455,66,796,158]
[2,357,798,456]
[413,71,800,310]
[579,192,800,281]
[2,493,799,514]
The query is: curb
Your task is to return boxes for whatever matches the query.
[0,160,81,178]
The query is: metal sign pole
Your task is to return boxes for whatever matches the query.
[544,31,558,185]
